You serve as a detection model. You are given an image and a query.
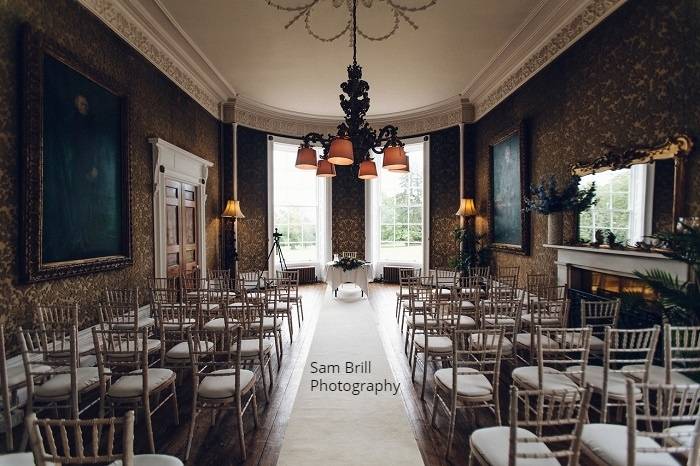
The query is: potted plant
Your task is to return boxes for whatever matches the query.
[524,175,596,245]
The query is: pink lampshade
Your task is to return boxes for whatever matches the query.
[382,145,407,170]
[389,154,410,173]
[327,137,354,165]
[316,159,336,177]
[295,146,317,170]
[358,160,378,180]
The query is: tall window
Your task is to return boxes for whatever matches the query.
[366,139,428,268]
[578,164,650,245]
[271,140,329,265]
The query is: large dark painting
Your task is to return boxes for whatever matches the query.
[488,123,530,255]
[21,26,131,283]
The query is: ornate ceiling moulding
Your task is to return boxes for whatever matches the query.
[471,0,625,120]
[78,0,222,117]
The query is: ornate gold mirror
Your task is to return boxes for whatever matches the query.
[571,134,693,246]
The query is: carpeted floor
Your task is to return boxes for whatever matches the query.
[277,286,425,465]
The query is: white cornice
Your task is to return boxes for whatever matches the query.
[80,0,626,127]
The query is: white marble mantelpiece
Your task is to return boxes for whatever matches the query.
[543,244,690,287]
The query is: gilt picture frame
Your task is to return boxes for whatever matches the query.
[20,25,132,283]
[488,121,530,255]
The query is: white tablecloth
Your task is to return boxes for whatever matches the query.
[324,261,372,295]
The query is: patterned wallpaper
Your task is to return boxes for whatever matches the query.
[0,0,221,352]
[332,167,366,259]
[470,0,700,279]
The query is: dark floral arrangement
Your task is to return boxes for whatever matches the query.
[333,256,366,272]
[524,175,597,215]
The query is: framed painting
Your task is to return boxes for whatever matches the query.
[20,25,132,283]
[488,122,530,255]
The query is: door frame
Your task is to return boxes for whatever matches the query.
[150,138,213,278]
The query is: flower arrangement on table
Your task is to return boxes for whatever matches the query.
[332,256,366,272]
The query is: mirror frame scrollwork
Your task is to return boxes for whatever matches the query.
[571,134,694,231]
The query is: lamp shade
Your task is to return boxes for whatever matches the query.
[382,145,407,170]
[221,199,245,219]
[358,160,378,180]
[295,146,317,169]
[455,198,477,217]
[327,137,354,165]
[389,154,409,173]
[316,159,336,177]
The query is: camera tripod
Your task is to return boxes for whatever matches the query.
[264,228,288,277]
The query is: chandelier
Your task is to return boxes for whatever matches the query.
[289,0,418,180]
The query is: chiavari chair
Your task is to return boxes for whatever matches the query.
[469,386,591,466]
[35,304,95,364]
[19,326,101,420]
[477,293,524,367]
[266,277,294,344]
[581,381,700,466]
[98,302,161,362]
[395,267,420,326]
[567,326,660,423]
[277,269,304,325]
[516,299,570,365]
[432,268,458,297]
[448,276,480,330]
[403,275,435,355]
[26,410,184,465]
[523,272,551,303]
[496,265,520,283]
[579,298,621,357]
[92,328,178,453]
[235,299,274,403]
[157,301,203,375]
[185,326,258,461]
[340,251,357,258]
[432,327,504,458]
[241,279,283,367]
[623,324,700,385]
[410,286,453,400]
[104,288,140,307]
[513,326,591,393]
[238,270,267,303]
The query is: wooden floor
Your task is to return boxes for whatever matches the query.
[149,283,497,466]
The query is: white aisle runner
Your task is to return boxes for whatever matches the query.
[277,288,425,465]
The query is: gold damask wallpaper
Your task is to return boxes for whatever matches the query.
[0,0,221,352]
[470,0,700,280]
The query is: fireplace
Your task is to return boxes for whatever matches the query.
[569,266,656,301]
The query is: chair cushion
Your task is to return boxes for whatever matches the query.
[161,318,196,331]
[471,334,513,354]
[237,338,273,357]
[262,317,282,330]
[445,315,477,328]
[6,364,52,387]
[520,314,561,326]
[165,341,214,360]
[203,318,238,330]
[414,336,452,353]
[197,369,255,399]
[108,368,174,398]
[483,317,516,326]
[556,332,604,351]
[111,317,155,330]
[581,423,681,466]
[622,364,697,384]
[35,367,101,398]
[512,366,580,392]
[406,316,438,328]
[435,368,493,398]
[470,426,560,466]
[0,453,45,466]
[664,424,696,449]
[567,365,641,400]
[514,333,559,349]
[110,454,184,465]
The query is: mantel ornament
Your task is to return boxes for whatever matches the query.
[571,134,693,177]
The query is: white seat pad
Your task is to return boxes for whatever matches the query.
[262,317,282,329]
[406,316,438,327]
[483,317,516,326]
[165,341,214,360]
[557,332,604,351]
[445,315,477,328]
[471,426,560,466]
[6,364,51,387]
[110,454,184,465]
[236,338,273,357]
[198,369,255,399]
[112,317,155,329]
[622,364,696,384]
[0,453,46,466]
[435,368,493,398]
[161,318,196,331]
[514,333,559,349]
[512,366,580,392]
[457,300,476,310]
[414,336,452,352]
[520,314,561,325]
[582,424,681,466]
[567,365,641,399]
[471,334,513,354]
[35,367,101,398]
[108,368,174,398]
[203,317,239,330]
[664,424,696,448]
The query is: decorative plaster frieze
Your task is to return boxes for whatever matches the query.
[472,0,624,119]
[78,0,221,117]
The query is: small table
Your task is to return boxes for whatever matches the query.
[324,261,372,296]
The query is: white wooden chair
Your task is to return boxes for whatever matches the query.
[277,270,304,325]
[581,381,700,466]
[478,294,524,367]
[235,300,274,403]
[396,267,421,327]
[104,288,140,307]
[516,299,570,365]
[432,327,504,458]
[580,298,621,356]
[266,277,294,344]
[404,275,435,355]
[340,251,357,258]
[185,326,258,461]
[92,328,178,453]
[469,385,591,466]
[26,410,184,465]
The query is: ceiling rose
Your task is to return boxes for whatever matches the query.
[265,0,437,43]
